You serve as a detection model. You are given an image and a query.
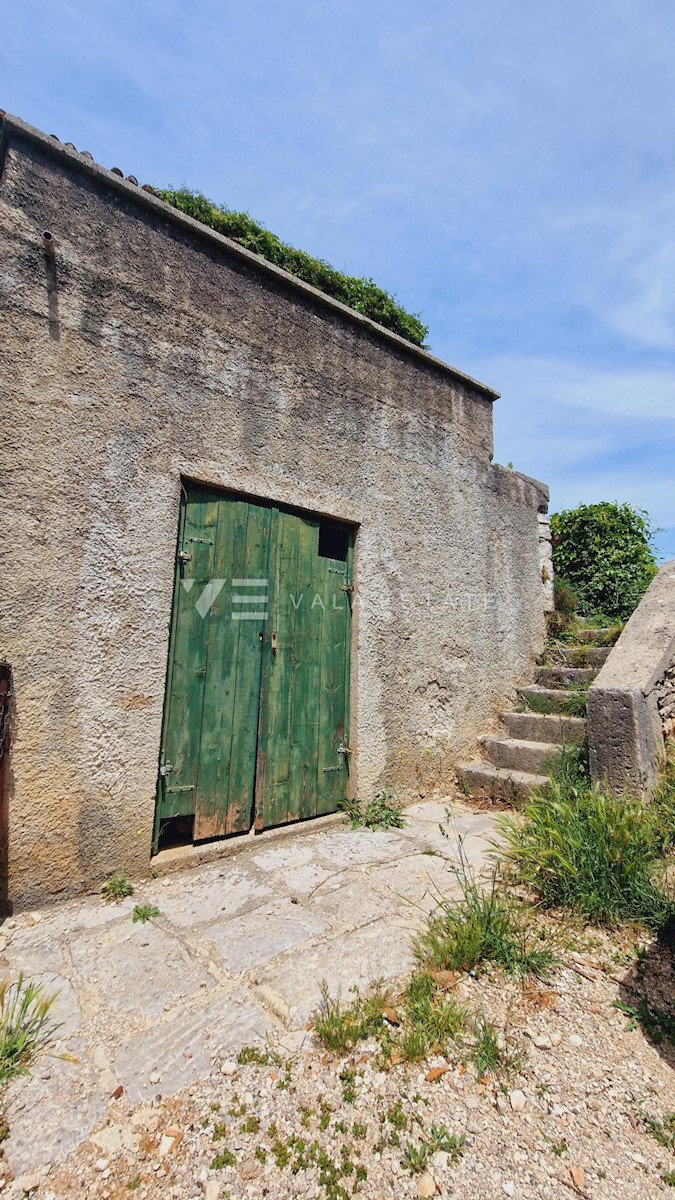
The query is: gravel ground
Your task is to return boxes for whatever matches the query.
[7,928,674,1200]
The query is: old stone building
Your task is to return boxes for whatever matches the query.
[0,113,549,910]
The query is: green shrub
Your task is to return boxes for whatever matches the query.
[156,189,429,347]
[499,776,674,930]
[550,502,658,621]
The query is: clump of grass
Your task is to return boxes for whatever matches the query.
[0,974,59,1084]
[518,688,588,718]
[470,1015,522,1077]
[414,860,557,979]
[236,1045,270,1066]
[314,971,467,1066]
[499,771,674,930]
[156,188,429,347]
[314,982,387,1053]
[400,971,466,1059]
[101,872,134,902]
[615,998,675,1048]
[339,790,406,830]
[131,904,160,924]
[652,752,675,854]
[644,1111,675,1149]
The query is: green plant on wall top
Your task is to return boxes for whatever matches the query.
[551,501,658,622]
[155,189,429,347]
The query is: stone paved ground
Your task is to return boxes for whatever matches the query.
[0,800,498,1180]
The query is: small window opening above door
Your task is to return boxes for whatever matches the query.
[318,520,350,561]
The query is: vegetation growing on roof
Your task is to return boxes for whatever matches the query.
[156,188,429,347]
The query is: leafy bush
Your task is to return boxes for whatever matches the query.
[550,502,658,621]
[499,774,674,930]
[156,189,429,347]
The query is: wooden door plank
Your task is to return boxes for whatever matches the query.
[316,547,351,814]
[160,486,219,825]
[193,496,247,839]
[258,509,301,827]
[226,503,272,832]
[288,517,321,821]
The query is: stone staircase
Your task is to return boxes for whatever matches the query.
[456,629,614,804]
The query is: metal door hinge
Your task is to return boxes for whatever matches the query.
[337,742,352,756]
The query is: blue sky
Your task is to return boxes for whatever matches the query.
[3,0,674,559]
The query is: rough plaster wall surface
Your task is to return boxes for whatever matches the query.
[588,560,675,795]
[0,128,547,908]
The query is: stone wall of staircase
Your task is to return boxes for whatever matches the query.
[538,513,555,613]
[588,561,675,795]
[657,658,675,742]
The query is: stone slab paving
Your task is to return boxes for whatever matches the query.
[0,799,499,1177]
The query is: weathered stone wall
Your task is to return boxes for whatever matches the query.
[656,659,675,743]
[588,561,675,795]
[0,115,548,909]
[537,511,555,612]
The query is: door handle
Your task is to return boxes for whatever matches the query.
[271,631,277,655]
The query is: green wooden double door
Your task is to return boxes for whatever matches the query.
[155,484,353,844]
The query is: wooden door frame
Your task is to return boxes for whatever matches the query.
[152,477,357,853]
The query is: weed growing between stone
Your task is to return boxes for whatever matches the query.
[313,969,526,1083]
[338,791,406,830]
[101,872,134,902]
[470,1015,523,1077]
[401,1123,465,1175]
[615,997,675,1048]
[131,904,160,924]
[201,1057,470,1197]
[518,687,589,717]
[0,973,58,1085]
[414,855,558,980]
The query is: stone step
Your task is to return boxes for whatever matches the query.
[456,761,549,804]
[558,646,609,668]
[500,711,587,745]
[517,686,588,715]
[575,627,615,644]
[480,735,563,774]
[535,666,597,689]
